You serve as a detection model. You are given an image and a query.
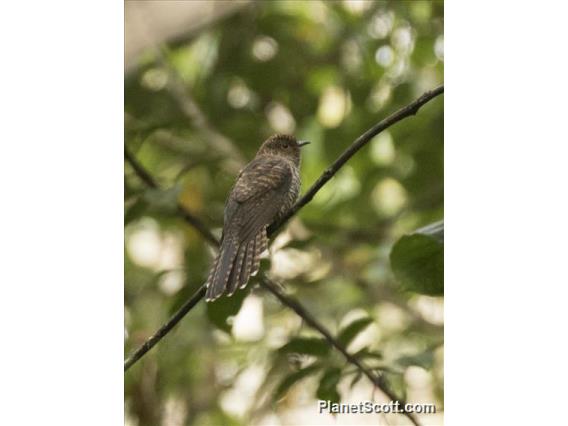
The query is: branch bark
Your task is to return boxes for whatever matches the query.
[124,86,443,426]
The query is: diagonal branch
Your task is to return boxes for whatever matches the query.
[124,146,158,189]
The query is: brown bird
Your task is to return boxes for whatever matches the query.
[205,134,310,302]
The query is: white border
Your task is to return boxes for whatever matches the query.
[0,2,123,424]
[446,2,568,425]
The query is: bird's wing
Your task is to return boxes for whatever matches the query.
[225,156,292,243]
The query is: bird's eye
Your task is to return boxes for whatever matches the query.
[282,143,289,149]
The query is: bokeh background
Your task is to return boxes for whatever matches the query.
[124,1,443,425]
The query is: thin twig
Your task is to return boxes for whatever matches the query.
[124,146,158,189]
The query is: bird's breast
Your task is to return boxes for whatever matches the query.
[278,162,301,218]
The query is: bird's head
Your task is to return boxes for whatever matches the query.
[256,134,310,165]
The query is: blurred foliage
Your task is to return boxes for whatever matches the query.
[125,1,443,425]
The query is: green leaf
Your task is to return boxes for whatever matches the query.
[350,370,363,389]
[274,364,322,401]
[390,220,444,296]
[124,198,148,225]
[395,350,434,370]
[142,185,181,213]
[337,317,373,347]
[280,236,316,251]
[381,371,406,401]
[278,337,330,357]
[316,367,342,404]
[206,286,249,333]
[200,410,241,426]
[353,347,383,361]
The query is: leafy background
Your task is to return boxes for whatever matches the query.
[125,1,443,425]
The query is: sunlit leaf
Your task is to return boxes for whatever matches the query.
[337,317,373,347]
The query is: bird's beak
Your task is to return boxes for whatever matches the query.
[297,140,310,147]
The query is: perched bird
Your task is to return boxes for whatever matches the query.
[205,134,310,302]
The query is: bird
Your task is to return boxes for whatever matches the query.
[205,134,310,302]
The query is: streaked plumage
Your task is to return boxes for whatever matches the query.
[205,134,308,301]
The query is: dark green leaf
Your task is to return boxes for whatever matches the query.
[381,372,406,401]
[259,257,271,271]
[124,198,148,225]
[167,283,199,316]
[274,364,322,401]
[390,221,444,296]
[316,367,342,404]
[280,236,316,251]
[353,347,383,361]
[350,370,363,389]
[337,317,373,347]
[206,287,249,333]
[278,337,330,357]
[396,350,434,370]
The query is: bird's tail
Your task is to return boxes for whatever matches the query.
[205,228,267,301]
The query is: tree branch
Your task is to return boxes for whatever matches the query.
[124,146,158,189]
